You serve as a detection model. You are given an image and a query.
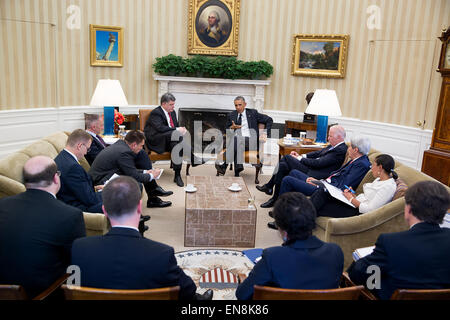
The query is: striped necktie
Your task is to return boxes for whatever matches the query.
[96,134,107,147]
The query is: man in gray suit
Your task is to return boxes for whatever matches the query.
[89,130,172,209]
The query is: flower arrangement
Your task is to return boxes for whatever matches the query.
[114,109,124,126]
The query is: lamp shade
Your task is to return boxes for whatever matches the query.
[304,89,342,117]
[89,79,128,107]
[90,79,128,136]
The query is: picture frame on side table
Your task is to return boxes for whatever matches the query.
[188,0,240,56]
[291,34,349,78]
[90,24,123,67]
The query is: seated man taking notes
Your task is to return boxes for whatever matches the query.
[89,130,172,209]
[347,181,450,300]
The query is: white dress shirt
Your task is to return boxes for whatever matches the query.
[238,111,250,137]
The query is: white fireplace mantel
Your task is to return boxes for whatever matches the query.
[153,74,271,113]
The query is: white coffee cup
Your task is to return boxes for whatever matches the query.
[231,182,239,189]
[186,183,194,190]
[286,134,292,139]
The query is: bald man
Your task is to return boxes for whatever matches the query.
[258,125,348,208]
[0,156,85,299]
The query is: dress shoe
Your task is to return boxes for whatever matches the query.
[139,225,149,234]
[140,215,151,222]
[174,175,184,187]
[267,221,278,230]
[234,165,244,177]
[147,197,172,208]
[215,163,227,176]
[195,289,213,300]
[268,211,273,218]
[260,197,276,208]
[256,184,273,196]
[152,186,173,197]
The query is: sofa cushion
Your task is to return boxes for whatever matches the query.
[43,132,69,153]
[392,178,408,201]
[0,152,30,183]
[20,140,58,159]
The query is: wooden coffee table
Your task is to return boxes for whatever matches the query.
[184,176,257,248]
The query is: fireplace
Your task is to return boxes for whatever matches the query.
[179,108,232,154]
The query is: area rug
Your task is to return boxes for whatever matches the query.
[175,249,254,300]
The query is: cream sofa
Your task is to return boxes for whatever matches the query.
[0,131,109,236]
[313,148,450,269]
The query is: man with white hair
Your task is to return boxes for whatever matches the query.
[258,125,348,208]
[0,156,85,298]
[198,9,228,47]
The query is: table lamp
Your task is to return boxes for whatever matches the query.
[304,89,342,143]
[89,79,128,136]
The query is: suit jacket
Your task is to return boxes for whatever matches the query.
[328,155,371,190]
[89,139,151,185]
[71,227,197,300]
[0,189,85,298]
[54,149,102,212]
[226,108,273,143]
[144,106,179,154]
[85,135,105,165]
[347,222,450,300]
[301,142,348,179]
[235,236,343,300]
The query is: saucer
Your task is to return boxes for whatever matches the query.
[184,186,197,193]
[228,185,242,192]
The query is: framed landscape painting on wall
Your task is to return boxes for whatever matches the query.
[291,34,349,78]
[90,24,123,67]
[188,0,240,56]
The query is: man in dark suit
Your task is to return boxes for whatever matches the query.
[215,96,273,177]
[71,176,213,300]
[144,93,204,187]
[84,113,107,166]
[89,130,172,209]
[347,180,450,300]
[54,129,103,213]
[267,136,371,230]
[258,125,347,208]
[236,192,343,300]
[0,156,85,298]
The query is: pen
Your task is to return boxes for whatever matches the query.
[344,185,355,194]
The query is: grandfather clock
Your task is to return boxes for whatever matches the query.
[421,27,450,186]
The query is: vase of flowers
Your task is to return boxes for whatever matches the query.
[114,110,125,135]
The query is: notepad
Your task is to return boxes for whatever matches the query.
[352,246,375,261]
[154,169,164,180]
[103,173,120,186]
[323,181,356,208]
[242,248,263,264]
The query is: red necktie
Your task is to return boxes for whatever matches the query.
[168,113,175,128]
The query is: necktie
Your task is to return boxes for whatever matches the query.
[327,159,354,180]
[236,113,242,125]
[168,113,175,128]
[96,134,107,147]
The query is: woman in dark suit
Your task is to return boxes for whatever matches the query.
[235,192,344,300]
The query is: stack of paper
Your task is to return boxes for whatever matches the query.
[352,246,375,261]
[440,213,450,229]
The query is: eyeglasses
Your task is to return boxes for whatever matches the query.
[81,143,91,152]
[56,170,61,177]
